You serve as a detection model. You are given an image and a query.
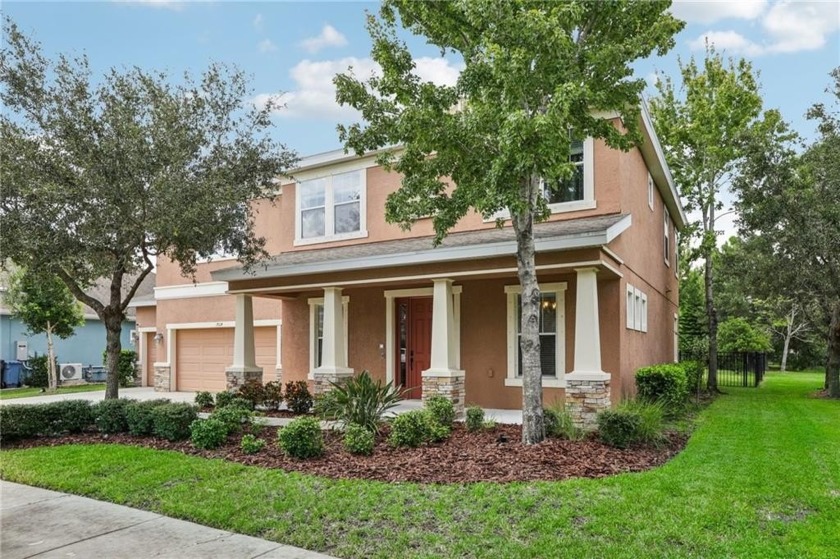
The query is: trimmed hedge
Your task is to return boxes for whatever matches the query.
[680,360,704,394]
[389,410,451,447]
[194,391,214,408]
[343,422,375,455]
[597,409,643,449]
[465,406,484,432]
[151,403,198,441]
[125,399,171,436]
[0,400,94,441]
[190,418,228,450]
[425,396,455,428]
[635,363,689,414]
[277,417,323,459]
[93,399,131,434]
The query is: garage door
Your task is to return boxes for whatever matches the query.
[176,327,277,392]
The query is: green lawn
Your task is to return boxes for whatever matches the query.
[0,383,106,400]
[2,372,838,558]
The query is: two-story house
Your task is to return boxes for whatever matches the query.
[137,102,685,421]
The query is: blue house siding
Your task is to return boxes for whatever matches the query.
[0,314,136,366]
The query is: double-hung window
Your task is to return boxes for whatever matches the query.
[296,170,366,244]
[505,283,566,388]
[543,140,584,204]
[626,284,648,333]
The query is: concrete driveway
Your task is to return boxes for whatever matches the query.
[0,387,198,406]
[0,481,336,559]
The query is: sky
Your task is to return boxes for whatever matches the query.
[4,0,840,238]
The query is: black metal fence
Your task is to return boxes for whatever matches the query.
[680,351,767,388]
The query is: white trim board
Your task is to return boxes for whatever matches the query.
[155,282,229,301]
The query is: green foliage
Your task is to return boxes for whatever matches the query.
[679,269,708,357]
[240,434,266,455]
[102,349,137,387]
[214,391,235,409]
[617,400,666,447]
[5,267,84,342]
[263,381,283,411]
[317,371,403,432]
[190,418,229,450]
[424,395,455,428]
[284,381,313,415]
[465,406,485,432]
[236,380,266,408]
[718,317,773,353]
[211,405,253,435]
[124,399,170,436]
[194,391,214,408]
[635,364,689,414]
[151,403,198,441]
[543,407,583,441]
[343,423,376,456]
[597,409,643,449]
[425,415,451,443]
[0,400,94,441]
[277,417,324,459]
[92,398,131,434]
[389,410,430,448]
[23,354,51,389]
[680,360,705,395]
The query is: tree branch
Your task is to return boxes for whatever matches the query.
[54,267,104,315]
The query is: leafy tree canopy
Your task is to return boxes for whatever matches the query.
[5,266,84,341]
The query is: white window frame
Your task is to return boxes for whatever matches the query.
[295,170,368,246]
[626,285,636,329]
[664,206,671,267]
[648,173,655,210]
[634,289,642,331]
[504,282,567,388]
[641,292,648,333]
[307,296,350,378]
[626,284,647,333]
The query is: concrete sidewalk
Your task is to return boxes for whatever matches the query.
[0,481,336,559]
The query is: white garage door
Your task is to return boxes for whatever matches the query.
[176,327,276,392]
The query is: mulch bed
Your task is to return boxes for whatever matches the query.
[2,424,686,484]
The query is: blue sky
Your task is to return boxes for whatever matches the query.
[5,1,838,159]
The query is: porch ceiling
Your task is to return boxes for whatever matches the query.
[213,213,630,289]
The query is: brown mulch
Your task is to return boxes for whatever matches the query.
[2,424,686,484]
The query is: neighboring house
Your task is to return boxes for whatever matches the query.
[0,273,155,370]
[145,103,685,419]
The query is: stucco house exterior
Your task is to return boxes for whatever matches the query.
[141,104,685,422]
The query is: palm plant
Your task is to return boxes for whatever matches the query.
[317,370,404,432]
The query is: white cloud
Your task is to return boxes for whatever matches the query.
[257,56,463,120]
[113,0,184,10]
[671,0,767,24]
[299,25,348,54]
[258,39,278,53]
[253,14,264,32]
[688,30,765,56]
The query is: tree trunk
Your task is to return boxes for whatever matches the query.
[704,199,719,393]
[46,322,57,392]
[780,323,792,373]
[827,300,840,399]
[511,175,545,445]
[103,310,123,399]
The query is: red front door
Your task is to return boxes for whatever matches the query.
[396,297,432,399]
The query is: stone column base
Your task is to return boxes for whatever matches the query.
[422,370,466,418]
[154,365,171,392]
[225,366,263,392]
[312,367,354,396]
[565,371,611,431]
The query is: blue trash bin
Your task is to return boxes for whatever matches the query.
[3,361,24,388]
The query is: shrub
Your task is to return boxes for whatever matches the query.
[343,423,375,455]
[214,391,235,409]
[482,418,497,430]
[263,381,283,411]
[102,349,137,387]
[229,396,255,411]
[597,408,643,449]
[618,400,665,446]
[425,396,455,428]
[42,400,95,435]
[236,380,266,409]
[465,406,485,432]
[635,363,689,414]
[125,399,171,436]
[389,410,429,448]
[240,434,266,454]
[190,418,228,450]
[211,405,253,434]
[151,403,198,441]
[680,360,704,395]
[718,317,773,353]
[543,407,583,441]
[285,381,313,415]
[23,354,50,388]
[0,405,43,441]
[277,417,323,459]
[194,391,214,408]
[0,401,94,441]
[317,371,402,431]
[426,415,451,442]
[93,399,132,434]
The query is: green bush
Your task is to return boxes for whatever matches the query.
[151,403,198,441]
[389,410,429,447]
[425,396,455,428]
[718,317,773,353]
[465,406,485,432]
[23,355,51,388]
[617,400,665,446]
[214,391,235,409]
[0,400,94,441]
[0,405,43,440]
[277,417,324,459]
[190,418,229,450]
[42,400,95,435]
[426,415,451,442]
[343,422,375,455]
[285,381,313,415]
[680,360,704,395]
[211,405,253,434]
[236,380,266,409]
[93,399,132,434]
[263,381,283,411]
[597,408,643,449]
[544,407,583,441]
[240,434,266,454]
[229,396,255,411]
[317,371,402,431]
[635,363,689,414]
[194,391,214,408]
[125,399,170,435]
[102,349,137,387]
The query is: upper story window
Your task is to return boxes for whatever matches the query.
[664,206,671,267]
[543,140,584,204]
[296,170,367,246]
[648,173,655,210]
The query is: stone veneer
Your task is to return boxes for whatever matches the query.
[422,374,466,418]
[225,368,263,391]
[312,371,354,396]
[153,365,171,392]
[565,376,611,431]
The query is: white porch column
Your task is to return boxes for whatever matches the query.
[313,287,353,393]
[566,267,611,430]
[422,279,465,415]
[225,294,263,391]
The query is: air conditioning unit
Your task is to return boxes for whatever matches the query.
[59,363,83,382]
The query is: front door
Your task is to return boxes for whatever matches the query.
[396,297,432,399]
